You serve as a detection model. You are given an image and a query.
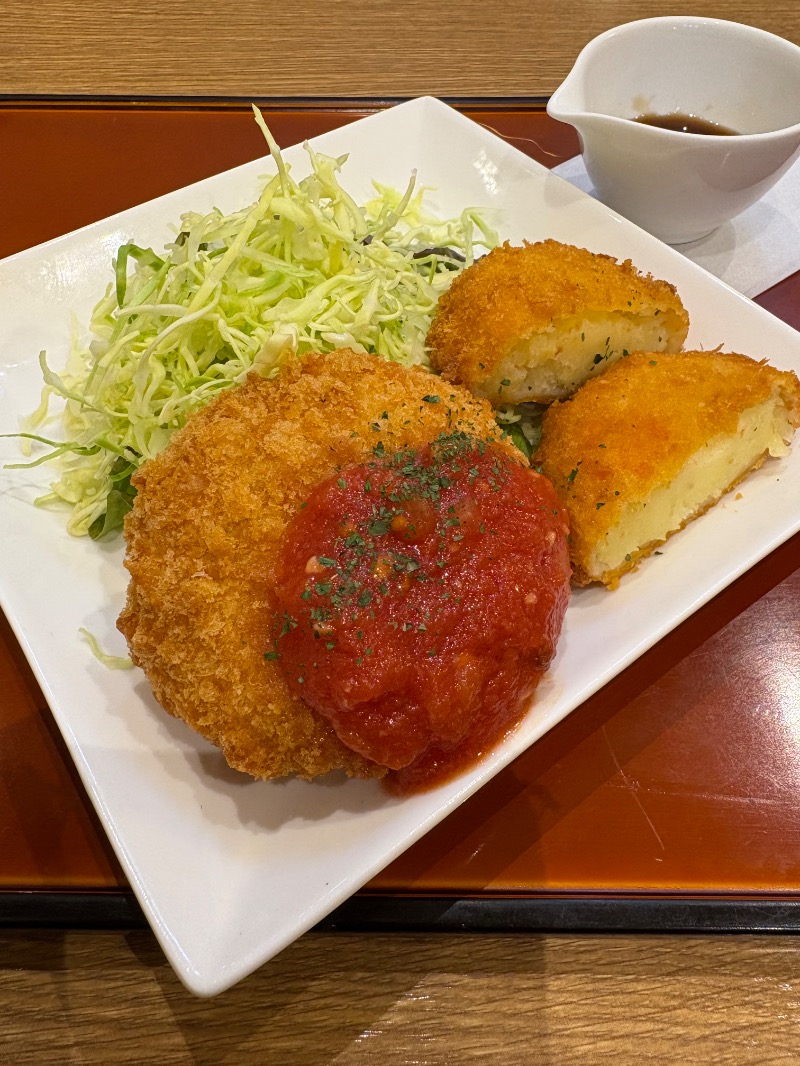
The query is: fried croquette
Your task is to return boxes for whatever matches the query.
[426,240,689,405]
[117,348,517,781]
[536,350,800,587]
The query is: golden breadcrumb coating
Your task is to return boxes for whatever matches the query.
[536,350,800,588]
[118,348,515,780]
[426,240,689,404]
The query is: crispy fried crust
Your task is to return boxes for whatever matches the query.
[535,350,800,587]
[426,240,689,402]
[118,348,515,780]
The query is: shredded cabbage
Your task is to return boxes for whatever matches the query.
[10,107,497,538]
[79,627,133,670]
[495,402,548,459]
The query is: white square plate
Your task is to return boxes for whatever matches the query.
[1,97,799,996]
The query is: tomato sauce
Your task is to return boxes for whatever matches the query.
[271,432,571,792]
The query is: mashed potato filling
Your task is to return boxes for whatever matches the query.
[482,310,685,404]
[535,350,800,588]
[426,240,690,407]
[590,400,794,580]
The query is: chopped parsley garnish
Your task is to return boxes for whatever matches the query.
[273,431,513,656]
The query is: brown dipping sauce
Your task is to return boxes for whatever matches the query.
[635,112,739,136]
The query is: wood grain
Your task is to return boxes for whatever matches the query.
[3,931,800,1063]
[1,0,798,98]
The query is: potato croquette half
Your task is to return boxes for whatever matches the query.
[426,240,689,405]
[536,350,800,588]
[117,348,521,781]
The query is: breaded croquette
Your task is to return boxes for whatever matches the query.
[426,240,689,405]
[117,348,517,781]
[536,350,800,587]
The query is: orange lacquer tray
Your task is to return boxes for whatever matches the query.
[2,101,800,932]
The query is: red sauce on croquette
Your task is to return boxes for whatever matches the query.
[270,432,571,792]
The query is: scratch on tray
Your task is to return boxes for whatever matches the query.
[642,788,786,807]
[602,725,666,854]
[479,122,564,160]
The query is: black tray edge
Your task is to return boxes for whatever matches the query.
[0,95,550,111]
[5,891,800,934]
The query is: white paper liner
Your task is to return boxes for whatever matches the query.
[552,155,800,298]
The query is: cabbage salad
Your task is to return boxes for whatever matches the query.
[11,107,497,539]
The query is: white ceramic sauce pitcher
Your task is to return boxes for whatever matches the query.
[547,17,800,244]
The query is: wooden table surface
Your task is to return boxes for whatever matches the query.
[2,0,798,99]
[3,3,800,1062]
